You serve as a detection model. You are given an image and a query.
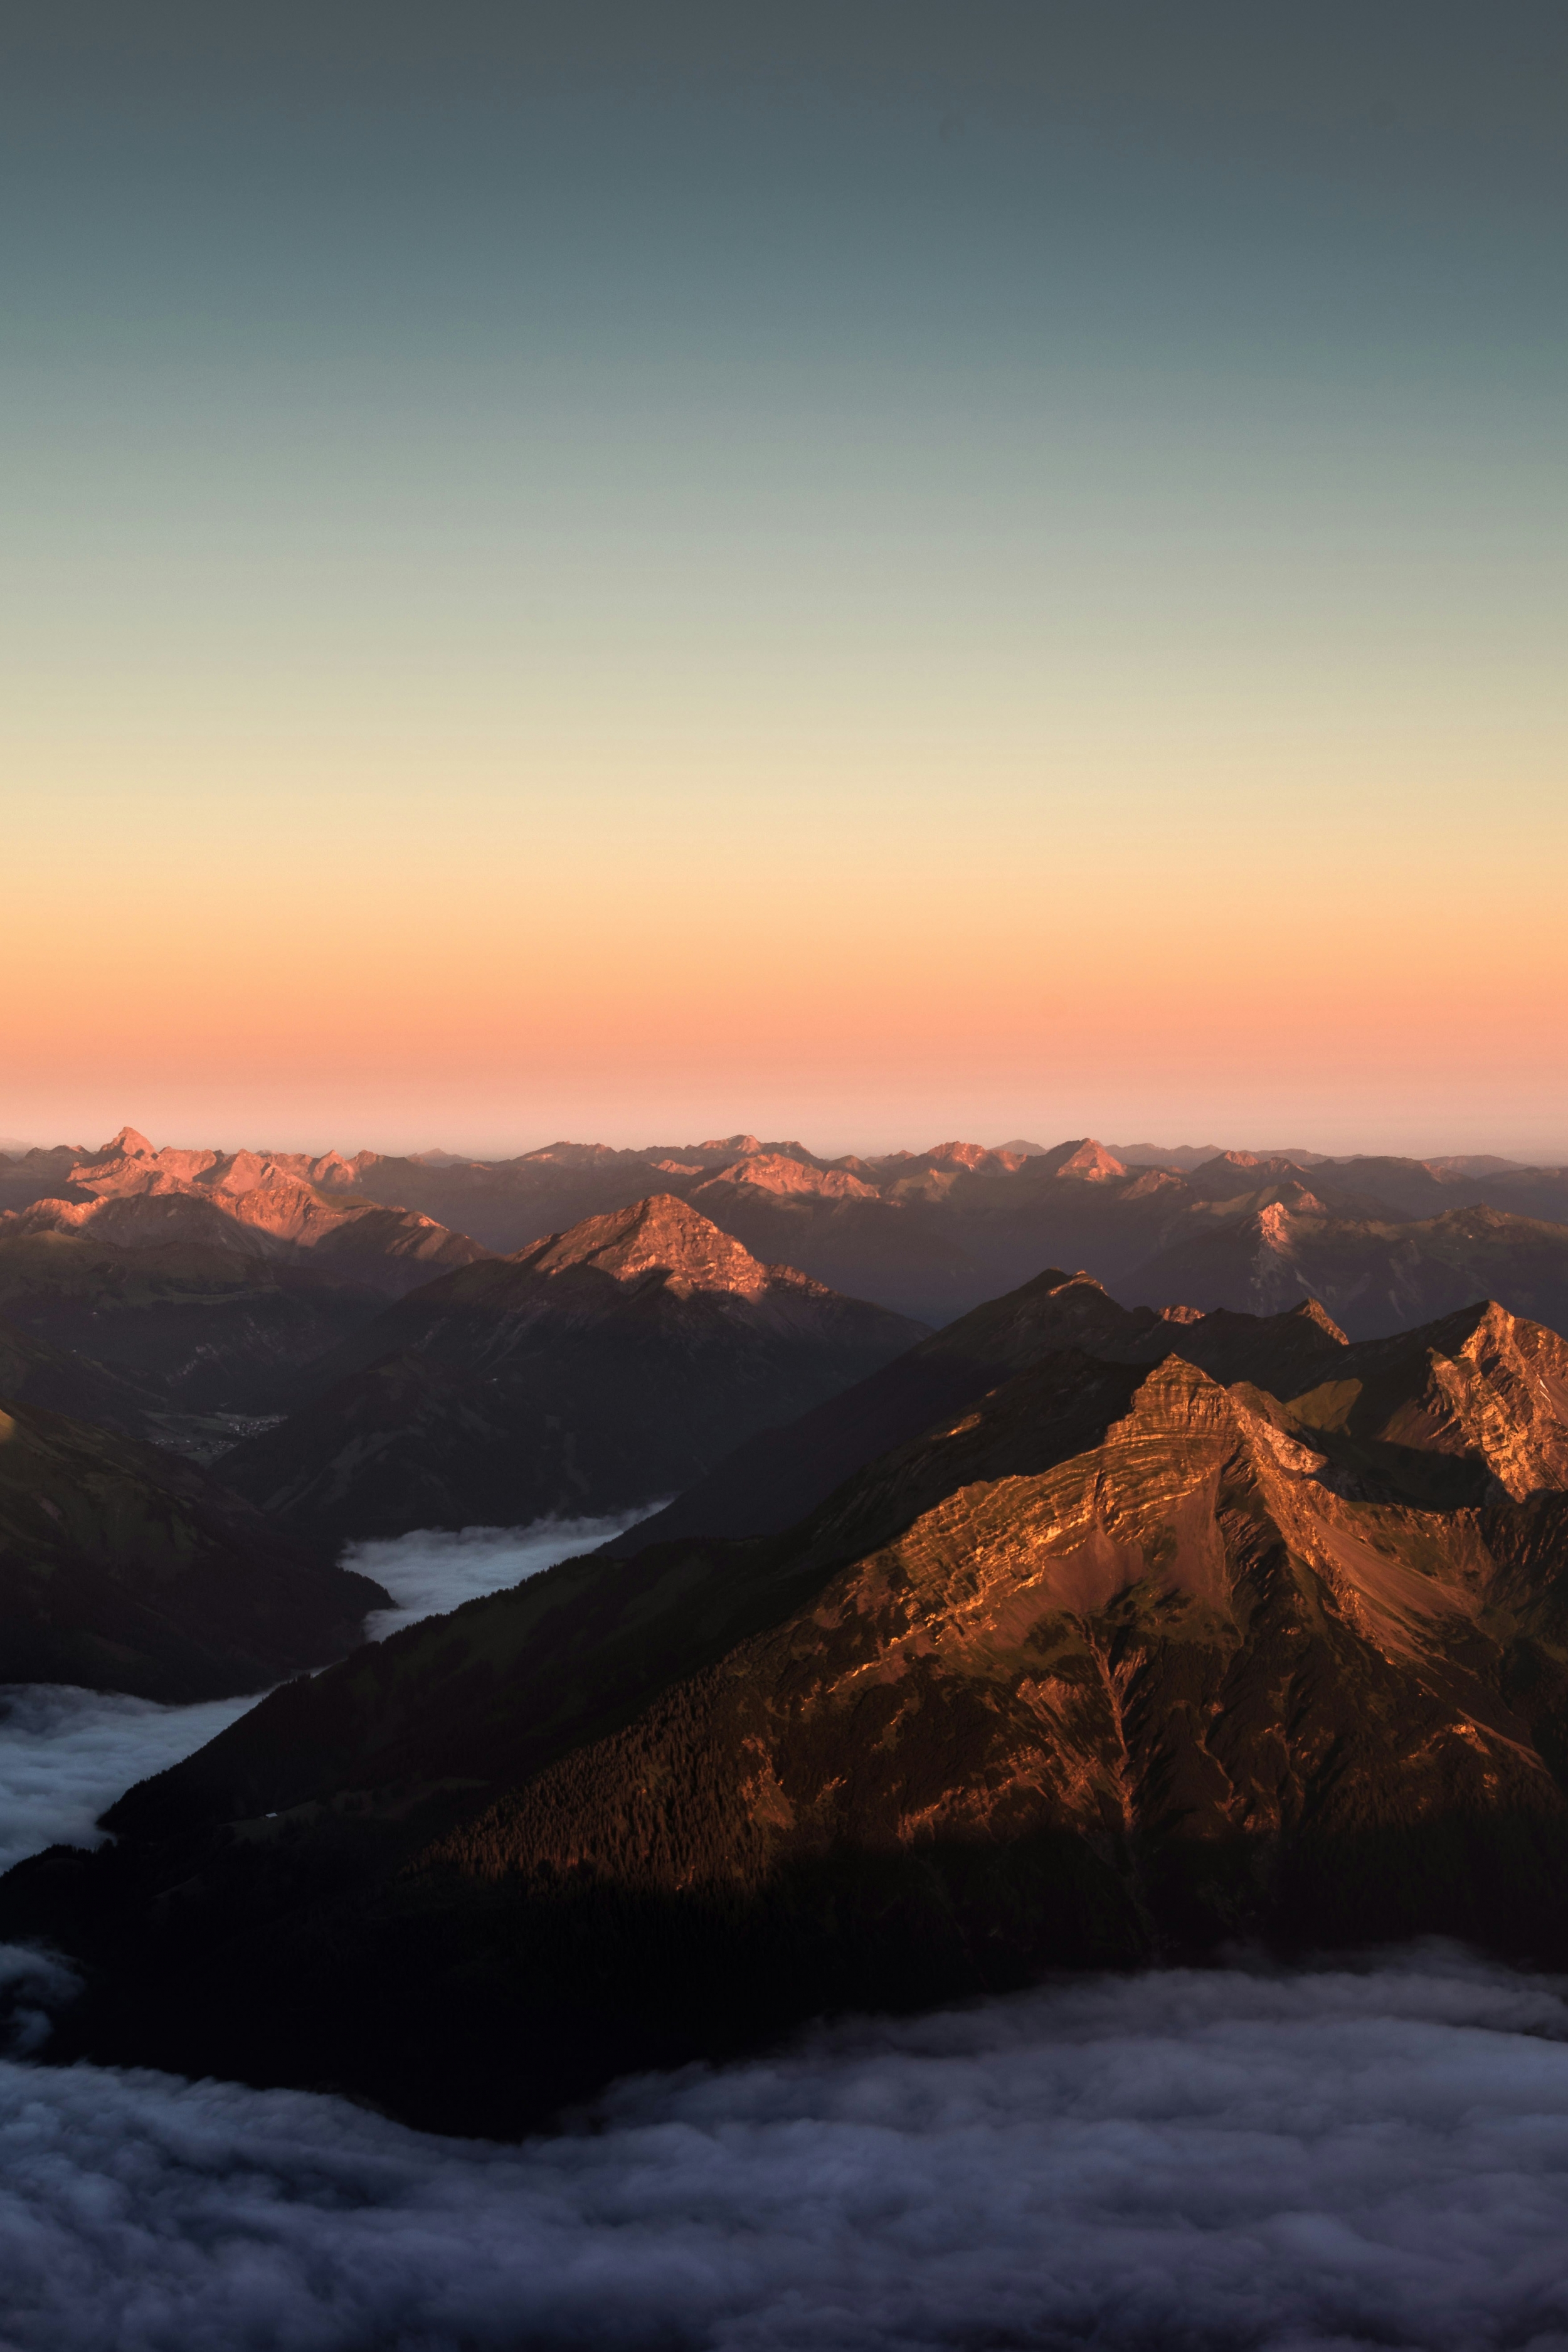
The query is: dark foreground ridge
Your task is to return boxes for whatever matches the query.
[9,1275,1568,2132]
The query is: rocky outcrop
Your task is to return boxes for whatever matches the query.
[695,1154,881,1202]
[607,1276,1347,1554]
[0,1144,494,1421]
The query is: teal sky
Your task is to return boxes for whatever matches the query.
[3,4,1564,1157]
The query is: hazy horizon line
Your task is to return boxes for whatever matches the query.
[5,1125,1565,1172]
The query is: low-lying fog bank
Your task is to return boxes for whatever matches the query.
[1,1950,1566,2349]
[0,1686,258,1874]
[349,1509,662,1643]
[0,1513,652,1873]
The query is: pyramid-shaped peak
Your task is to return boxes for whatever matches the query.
[1015,1136,1124,1181]
[1290,1297,1350,1345]
[522,1193,779,1296]
[103,1125,155,1158]
[1424,1295,1565,1368]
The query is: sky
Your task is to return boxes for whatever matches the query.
[3,3,1564,1161]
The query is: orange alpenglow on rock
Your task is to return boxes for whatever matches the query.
[21,1275,1568,2137]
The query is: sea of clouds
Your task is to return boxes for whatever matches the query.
[5,1515,1568,2347]
[0,1512,654,1868]
[2,1950,1568,2348]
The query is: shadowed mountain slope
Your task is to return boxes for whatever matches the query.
[0,1214,393,1417]
[0,1317,168,1441]
[607,1274,1350,1552]
[219,1196,928,1551]
[0,1145,493,1419]
[1131,1200,1568,1341]
[0,1396,387,1700]
[16,1294,1568,2133]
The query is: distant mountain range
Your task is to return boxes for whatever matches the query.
[220,1195,926,1554]
[0,1187,923,1680]
[0,1128,494,1430]
[16,1269,1568,2134]
[7,1125,1568,1346]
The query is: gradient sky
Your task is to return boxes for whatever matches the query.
[3,3,1564,1160]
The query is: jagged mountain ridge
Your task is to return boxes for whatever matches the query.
[218,1195,929,1550]
[9,1126,1566,1335]
[3,1126,492,1286]
[0,1129,495,1421]
[18,1279,1568,2133]
[606,1273,1351,1553]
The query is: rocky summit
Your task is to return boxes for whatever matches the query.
[0,1131,493,1427]
[218,1195,929,1550]
[13,1276,1568,2135]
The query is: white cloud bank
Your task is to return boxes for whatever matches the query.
[0,1512,649,1873]
[0,1687,260,1874]
[351,1508,661,1643]
[3,1949,1568,2349]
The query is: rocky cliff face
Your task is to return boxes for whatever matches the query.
[16,1288,1568,2134]
[607,1276,1352,1554]
[218,1195,929,1550]
[7,1128,492,1288]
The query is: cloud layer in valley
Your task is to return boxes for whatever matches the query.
[3,1951,1568,2349]
[0,1513,649,1875]
[352,1510,662,1643]
[0,1686,258,1873]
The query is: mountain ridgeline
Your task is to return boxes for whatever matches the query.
[8,1127,1568,1351]
[0,1186,924,1690]
[14,1268,1568,2136]
[0,1127,495,1433]
[217,1196,928,1551]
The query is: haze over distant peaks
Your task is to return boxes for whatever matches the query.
[696,1154,881,1203]
[8,1125,1568,1344]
